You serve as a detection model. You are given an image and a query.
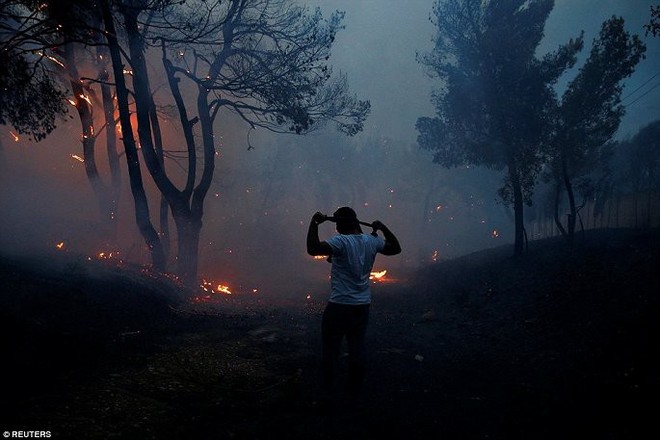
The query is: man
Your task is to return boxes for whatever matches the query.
[306,206,401,406]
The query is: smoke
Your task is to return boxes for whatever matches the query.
[1,0,658,300]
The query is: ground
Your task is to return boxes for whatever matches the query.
[1,228,659,439]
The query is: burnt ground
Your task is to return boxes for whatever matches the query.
[1,228,660,440]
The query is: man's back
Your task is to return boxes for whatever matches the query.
[326,233,384,305]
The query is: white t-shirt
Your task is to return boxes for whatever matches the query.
[325,233,385,305]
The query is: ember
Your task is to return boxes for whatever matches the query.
[200,280,232,295]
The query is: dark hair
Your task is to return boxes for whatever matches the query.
[333,206,359,234]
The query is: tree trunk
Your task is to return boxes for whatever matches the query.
[64,44,117,237]
[174,212,202,288]
[553,181,568,238]
[101,0,165,270]
[561,157,577,243]
[509,164,525,257]
[99,46,121,242]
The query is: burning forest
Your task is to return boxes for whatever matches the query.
[2,0,660,439]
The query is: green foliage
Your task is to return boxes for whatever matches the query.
[0,50,67,141]
[547,16,646,196]
[416,0,581,205]
[644,4,660,37]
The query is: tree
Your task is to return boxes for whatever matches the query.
[2,0,124,242]
[416,0,582,255]
[0,1,68,140]
[619,120,660,227]
[46,0,124,242]
[546,16,646,242]
[644,4,660,37]
[107,0,370,286]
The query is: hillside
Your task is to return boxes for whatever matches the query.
[1,228,659,439]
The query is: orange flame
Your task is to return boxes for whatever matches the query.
[200,279,232,295]
[370,270,387,280]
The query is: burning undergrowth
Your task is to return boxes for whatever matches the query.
[2,228,659,439]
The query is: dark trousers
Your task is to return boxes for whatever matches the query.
[321,302,370,397]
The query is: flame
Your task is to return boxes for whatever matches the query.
[35,51,65,68]
[216,284,232,294]
[79,94,92,105]
[370,270,387,280]
[200,279,232,295]
[97,251,119,260]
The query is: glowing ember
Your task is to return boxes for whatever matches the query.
[97,251,119,260]
[200,280,232,295]
[71,154,84,163]
[216,284,232,294]
[9,131,19,142]
[370,270,387,281]
[431,250,439,262]
[55,241,65,250]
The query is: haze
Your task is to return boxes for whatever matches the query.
[1,0,658,299]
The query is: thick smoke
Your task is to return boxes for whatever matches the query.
[1,0,658,300]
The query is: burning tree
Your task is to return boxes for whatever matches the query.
[0,1,68,141]
[102,0,369,286]
[416,0,582,256]
[1,0,124,242]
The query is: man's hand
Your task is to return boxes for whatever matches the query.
[312,212,327,225]
[372,220,385,231]
[307,211,333,257]
[372,220,402,256]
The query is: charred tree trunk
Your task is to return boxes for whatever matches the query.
[553,181,568,238]
[101,0,165,270]
[98,47,121,242]
[64,44,118,240]
[173,212,202,288]
[148,95,170,259]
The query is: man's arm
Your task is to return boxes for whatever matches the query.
[373,221,401,256]
[307,212,333,256]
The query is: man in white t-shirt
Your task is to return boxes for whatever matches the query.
[306,206,401,407]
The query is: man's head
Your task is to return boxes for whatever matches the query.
[333,206,360,234]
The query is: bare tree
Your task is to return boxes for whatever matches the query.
[106,0,369,286]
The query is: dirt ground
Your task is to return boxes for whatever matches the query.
[1,228,659,439]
